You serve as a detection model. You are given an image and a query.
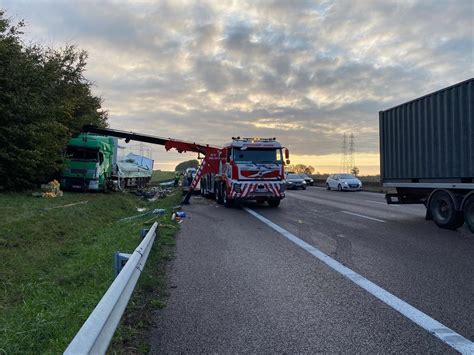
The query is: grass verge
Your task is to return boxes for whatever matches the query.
[0,188,181,354]
[151,171,176,184]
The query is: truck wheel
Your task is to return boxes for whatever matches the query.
[223,186,233,208]
[462,195,474,233]
[268,199,280,207]
[216,183,224,204]
[429,191,464,230]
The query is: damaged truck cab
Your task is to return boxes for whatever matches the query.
[61,134,116,191]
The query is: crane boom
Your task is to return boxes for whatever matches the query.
[82,125,219,155]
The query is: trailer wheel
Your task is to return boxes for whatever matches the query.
[463,195,474,233]
[429,191,464,230]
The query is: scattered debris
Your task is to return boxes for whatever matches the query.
[44,201,88,211]
[171,211,187,222]
[118,207,167,222]
[134,186,174,201]
[33,180,63,198]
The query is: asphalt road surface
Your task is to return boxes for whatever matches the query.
[149,187,474,354]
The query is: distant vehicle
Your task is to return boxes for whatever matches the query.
[286,173,307,190]
[299,173,314,186]
[380,78,473,231]
[326,174,362,191]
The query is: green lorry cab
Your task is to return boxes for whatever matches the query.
[61,133,154,191]
[61,134,116,191]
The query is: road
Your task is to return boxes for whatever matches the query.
[149,187,474,353]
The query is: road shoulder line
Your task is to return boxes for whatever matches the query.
[243,207,473,354]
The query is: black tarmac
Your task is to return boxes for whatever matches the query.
[149,187,473,353]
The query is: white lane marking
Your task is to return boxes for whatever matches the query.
[364,199,399,206]
[341,210,386,223]
[244,207,474,354]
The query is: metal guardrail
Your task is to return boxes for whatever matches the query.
[64,222,159,355]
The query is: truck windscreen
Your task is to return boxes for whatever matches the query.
[65,147,99,162]
[233,148,282,163]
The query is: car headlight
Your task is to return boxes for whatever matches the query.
[302,181,307,184]
[288,181,294,184]
[343,181,348,185]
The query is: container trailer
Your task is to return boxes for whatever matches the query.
[379,78,473,231]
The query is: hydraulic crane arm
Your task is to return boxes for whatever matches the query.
[82,125,219,155]
[82,125,221,205]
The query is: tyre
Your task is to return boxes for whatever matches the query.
[223,186,233,208]
[268,199,280,207]
[338,184,342,192]
[429,191,464,230]
[462,195,474,233]
[326,183,330,191]
[216,183,224,204]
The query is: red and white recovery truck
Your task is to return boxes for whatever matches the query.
[82,126,290,207]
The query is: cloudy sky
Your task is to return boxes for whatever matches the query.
[2,0,473,173]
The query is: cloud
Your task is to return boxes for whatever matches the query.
[2,0,473,173]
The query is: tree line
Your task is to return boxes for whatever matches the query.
[0,10,107,189]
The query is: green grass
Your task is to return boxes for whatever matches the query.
[150,170,176,184]
[0,189,181,354]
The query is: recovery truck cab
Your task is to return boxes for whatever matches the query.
[201,137,288,207]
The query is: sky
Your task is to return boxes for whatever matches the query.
[2,0,473,174]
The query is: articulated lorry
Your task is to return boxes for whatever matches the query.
[81,126,289,207]
[380,78,473,232]
[61,133,153,191]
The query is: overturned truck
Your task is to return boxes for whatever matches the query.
[82,126,290,207]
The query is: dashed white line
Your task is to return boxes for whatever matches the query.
[341,210,386,223]
[244,207,473,354]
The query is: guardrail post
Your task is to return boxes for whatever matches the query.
[140,228,150,239]
[114,252,132,277]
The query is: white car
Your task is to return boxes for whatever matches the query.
[326,174,362,191]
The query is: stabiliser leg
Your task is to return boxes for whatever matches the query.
[181,155,210,205]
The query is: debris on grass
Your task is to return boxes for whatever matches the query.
[33,180,63,198]
[118,208,167,222]
[44,201,88,211]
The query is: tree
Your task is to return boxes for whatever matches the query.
[175,159,199,172]
[286,164,315,175]
[0,10,107,189]
[351,166,360,176]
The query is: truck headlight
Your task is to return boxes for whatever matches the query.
[233,183,242,193]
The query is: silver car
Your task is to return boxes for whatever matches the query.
[326,174,362,191]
